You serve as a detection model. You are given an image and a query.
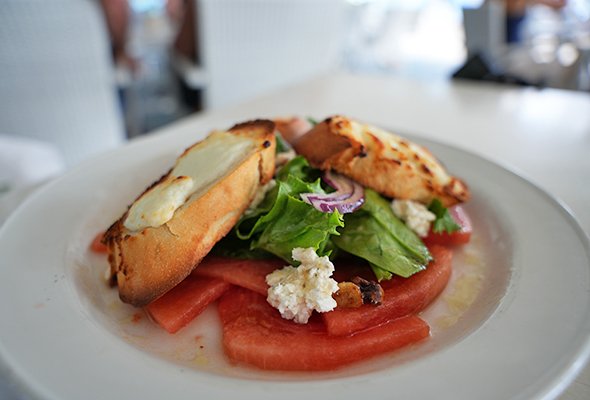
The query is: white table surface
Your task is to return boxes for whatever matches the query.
[1,71,589,399]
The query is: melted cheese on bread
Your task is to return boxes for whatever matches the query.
[125,132,255,231]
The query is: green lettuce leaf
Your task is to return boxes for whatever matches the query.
[215,156,430,280]
[275,132,292,153]
[371,263,393,281]
[229,156,343,263]
[428,199,460,233]
[332,189,431,279]
[210,233,275,260]
[275,155,321,183]
[362,190,431,264]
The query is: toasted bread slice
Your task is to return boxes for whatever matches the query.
[293,116,469,207]
[104,120,276,307]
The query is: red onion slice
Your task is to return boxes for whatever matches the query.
[300,171,365,214]
[300,191,351,203]
[323,170,355,193]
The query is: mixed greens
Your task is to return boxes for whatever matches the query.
[234,156,343,263]
[333,189,431,280]
[214,151,465,281]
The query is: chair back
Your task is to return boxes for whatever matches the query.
[196,0,347,109]
[0,0,126,166]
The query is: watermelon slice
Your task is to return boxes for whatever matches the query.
[192,256,285,295]
[323,245,452,336]
[424,205,472,246]
[145,276,230,333]
[89,231,108,253]
[218,287,430,371]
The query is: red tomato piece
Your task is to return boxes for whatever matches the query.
[423,205,472,246]
[218,287,430,371]
[145,276,230,334]
[192,256,285,296]
[89,231,108,253]
[323,245,452,336]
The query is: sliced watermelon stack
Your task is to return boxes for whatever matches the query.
[141,245,452,371]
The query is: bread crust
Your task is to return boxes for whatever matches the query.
[104,120,276,307]
[293,116,469,207]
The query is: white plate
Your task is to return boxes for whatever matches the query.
[0,129,589,400]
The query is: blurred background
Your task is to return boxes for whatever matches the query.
[100,0,590,136]
[1,0,589,193]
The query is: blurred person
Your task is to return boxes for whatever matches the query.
[98,0,139,73]
[171,0,199,64]
[170,0,203,110]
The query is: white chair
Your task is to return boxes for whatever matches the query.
[174,0,348,110]
[0,0,126,167]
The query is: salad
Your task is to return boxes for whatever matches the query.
[92,116,473,371]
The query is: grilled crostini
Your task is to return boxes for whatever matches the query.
[104,120,276,307]
[293,116,469,207]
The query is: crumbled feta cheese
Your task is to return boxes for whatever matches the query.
[266,247,339,324]
[391,199,436,237]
